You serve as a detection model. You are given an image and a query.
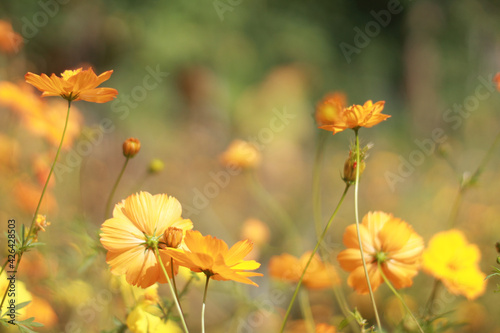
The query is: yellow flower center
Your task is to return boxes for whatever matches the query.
[60,69,81,80]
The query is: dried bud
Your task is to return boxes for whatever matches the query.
[33,214,50,241]
[342,142,372,184]
[164,227,183,248]
[123,138,141,158]
[496,242,500,254]
[148,159,165,174]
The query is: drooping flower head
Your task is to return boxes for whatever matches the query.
[319,100,390,135]
[422,229,486,300]
[25,68,118,103]
[165,230,263,286]
[337,211,424,294]
[315,92,347,126]
[100,192,193,288]
[269,251,340,290]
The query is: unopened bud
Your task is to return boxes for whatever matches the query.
[164,227,183,248]
[342,143,372,184]
[123,138,141,158]
[148,159,164,174]
[343,158,365,183]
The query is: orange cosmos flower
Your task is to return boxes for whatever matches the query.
[25,67,118,103]
[319,100,390,135]
[286,321,336,333]
[269,251,340,290]
[219,139,261,169]
[422,229,486,300]
[0,81,83,149]
[337,211,424,294]
[315,92,347,126]
[165,230,263,286]
[0,20,23,53]
[494,73,500,91]
[100,192,193,288]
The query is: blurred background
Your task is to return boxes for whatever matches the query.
[1,0,500,332]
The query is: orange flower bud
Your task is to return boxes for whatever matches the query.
[123,138,141,158]
[164,227,183,248]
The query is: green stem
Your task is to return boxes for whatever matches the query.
[165,276,195,320]
[202,275,210,333]
[447,187,464,228]
[154,247,189,333]
[279,184,350,332]
[448,130,500,228]
[353,129,382,331]
[424,279,441,317]
[246,171,301,246]
[312,131,359,332]
[379,264,424,333]
[1,101,72,312]
[105,157,130,219]
[299,288,316,333]
[27,100,72,240]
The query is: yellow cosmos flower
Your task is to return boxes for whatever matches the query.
[495,73,500,91]
[315,92,347,126]
[219,139,261,169]
[166,230,263,286]
[100,192,193,288]
[126,301,182,333]
[422,229,486,300]
[337,211,424,294]
[269,251,340,290]
[25,67,118,103]
[319,100,390,135]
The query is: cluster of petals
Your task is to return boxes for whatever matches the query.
[318,98,390,135]
[25,68,118,103]
[422,229,486,300]
[100,192,193,288]
[269,251,340,289]
[100,191,262,288]
[337,211,424,294]
[165,230,263,286]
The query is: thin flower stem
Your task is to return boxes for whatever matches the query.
[448,130,500,228]
[246,171,301,246]
[27,100,72,240]
[299,288,316,333]
[424,278,442,317]
[1,101,72,312]
[165,276,195,319]
[378,263,424,333]
[353,129,382,331]
[202,275,210,333]
[447,187,464,228]
[105,157,130,219]
[312,131,360,332]
[154,247,189,333]
[279,184,350,332]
